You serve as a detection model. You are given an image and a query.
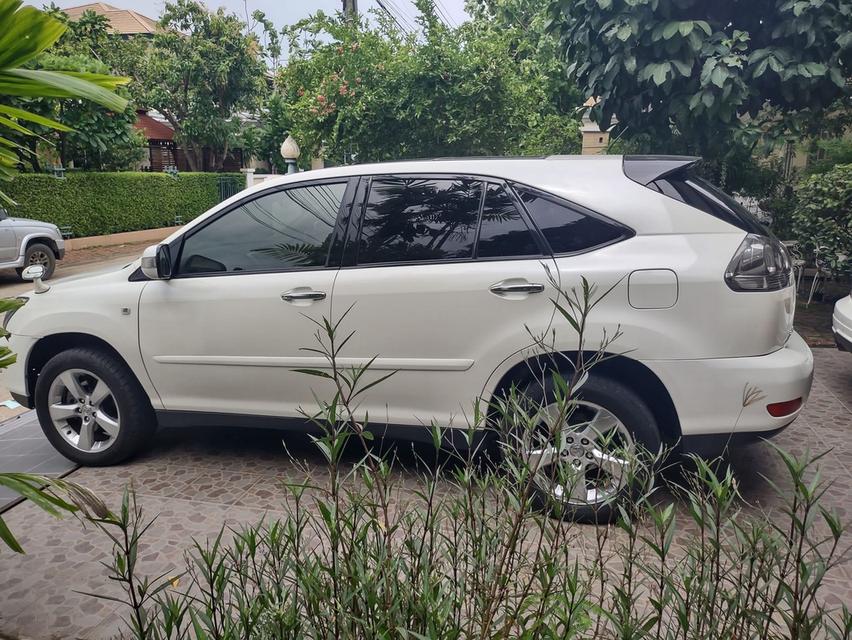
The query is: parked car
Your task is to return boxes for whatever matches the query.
[0,207,65,279]
[1,156,813,521]
[832,294,852,352]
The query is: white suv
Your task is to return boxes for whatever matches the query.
[1,156,813,516]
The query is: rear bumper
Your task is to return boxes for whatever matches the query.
[643,332,813,454]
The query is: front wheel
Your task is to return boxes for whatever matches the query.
[16,242,56,279]
[514,373,662,523]
[35,348,156,466]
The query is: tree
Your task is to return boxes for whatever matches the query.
[276,0,581,165]
[29,51,145,171]
[0,0,127,201]
[546,0,851,161]
[30,7,146,170]
[132,0,267,171]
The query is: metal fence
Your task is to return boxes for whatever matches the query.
[218,175,244,202]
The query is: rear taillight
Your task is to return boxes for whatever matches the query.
[766,398,802,417]
[725,234,792,292]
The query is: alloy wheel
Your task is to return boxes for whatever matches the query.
[28,250,50,266]
[523,400,634,506]
[47,368,120,452]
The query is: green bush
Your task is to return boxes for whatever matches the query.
[3,172,243,237]
[791,163,852,270]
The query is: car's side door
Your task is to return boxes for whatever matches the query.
[0,212,18,262]
[330,174,560,430]
[138,178,356,419]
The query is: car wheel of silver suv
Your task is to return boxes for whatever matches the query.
[35,348,155,466]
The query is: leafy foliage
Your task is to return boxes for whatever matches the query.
[275,0,580,165]
[790,163,852,270]
[27,52,145,171]
[806,137,852,175]
[21,8,147,170]
[547,0,852,159]
[0,0,128,201]
[3,172,240,236]
[130,0,268,171]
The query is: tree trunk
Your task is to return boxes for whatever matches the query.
[212,139,229,172]
[181,142,200,172]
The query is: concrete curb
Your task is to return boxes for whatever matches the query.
[66,226,181,251]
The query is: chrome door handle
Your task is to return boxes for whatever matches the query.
[281,289,326,302]
[489,281,545,295]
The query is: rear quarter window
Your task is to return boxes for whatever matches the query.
[514,186,631,254]
[650,173,768,235]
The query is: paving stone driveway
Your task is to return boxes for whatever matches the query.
[1,348,851,639]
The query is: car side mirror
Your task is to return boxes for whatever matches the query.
[21,264,50,293]
[141,244,173,280]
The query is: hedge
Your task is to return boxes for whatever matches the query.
[790,163,852,272]
[3,172,243,237]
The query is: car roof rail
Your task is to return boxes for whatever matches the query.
[622,155,701,185]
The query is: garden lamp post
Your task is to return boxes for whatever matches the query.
[280,135,300,174]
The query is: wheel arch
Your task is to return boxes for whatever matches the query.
[21,234,61,258]
[490,351,682,446]
[26,333,143,403]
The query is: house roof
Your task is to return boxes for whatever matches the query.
[134,111,174,141]
[63,3,159,35]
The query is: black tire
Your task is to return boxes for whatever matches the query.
[16,242,56,280]
[518,372,662,524]
[35,348,156,466]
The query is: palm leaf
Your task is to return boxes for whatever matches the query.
[0,0,67,70]
[0,69,128,111]
[0,103,72,131]
[0,114,35,136]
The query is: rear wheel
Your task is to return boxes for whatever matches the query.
[16,242,56,279]
[515,373,661,523]
[35,348,155,466]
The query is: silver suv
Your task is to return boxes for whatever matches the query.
[0,207,65,279]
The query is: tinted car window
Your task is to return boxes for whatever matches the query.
[358,177,482,264]
[476,183,540,258]
[178,182,346,275]
[651,173,767,234]
[517,188,625,254]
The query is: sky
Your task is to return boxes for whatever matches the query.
[31,0,470,32]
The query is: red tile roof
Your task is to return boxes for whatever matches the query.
[134,112,174,141]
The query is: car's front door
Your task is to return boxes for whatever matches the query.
[138,178,355,418]
[330,175,559,431]
[0,214,18,262]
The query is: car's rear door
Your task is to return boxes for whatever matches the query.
[138,178,356,418]
[329,174,559,430]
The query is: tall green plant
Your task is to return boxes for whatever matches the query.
[0,0,128,202]
[84,285,851,638]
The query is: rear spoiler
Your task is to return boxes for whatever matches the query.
[622,155,701,186]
